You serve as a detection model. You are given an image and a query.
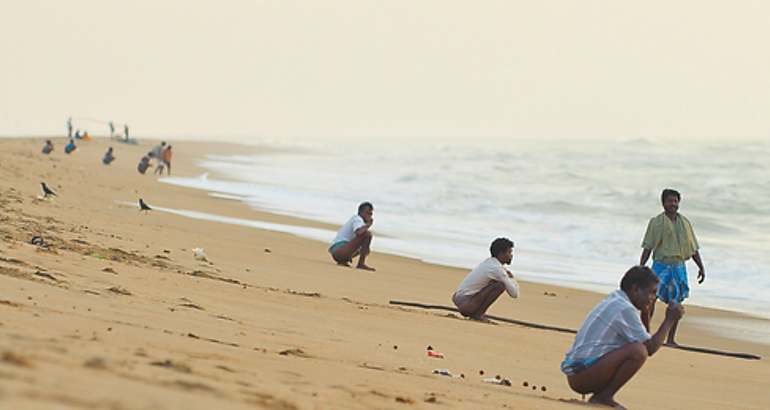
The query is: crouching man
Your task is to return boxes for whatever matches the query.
[562,265,683,409]
[452,237,519,322]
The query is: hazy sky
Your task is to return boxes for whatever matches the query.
[2,1,769,142]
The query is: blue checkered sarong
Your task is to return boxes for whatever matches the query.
[652,261,689,304]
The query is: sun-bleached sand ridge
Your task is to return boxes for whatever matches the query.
[1,136,769,409]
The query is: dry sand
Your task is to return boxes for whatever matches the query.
[1,136,769,409]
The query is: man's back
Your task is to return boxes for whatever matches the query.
[565,290,649,362]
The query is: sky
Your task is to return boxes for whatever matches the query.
[2,1,769,143]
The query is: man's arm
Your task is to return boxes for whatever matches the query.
[639,248,652,266]
[691,251,705,284]
[640,306,651,333]
[500,268,520,298]
[644,304,684,355]
[354,218,373,236]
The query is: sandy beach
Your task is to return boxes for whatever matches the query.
[1,136,769,410]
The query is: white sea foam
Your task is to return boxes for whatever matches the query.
[159,138,770,319]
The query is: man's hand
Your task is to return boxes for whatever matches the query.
[665,303,684,323]
[692,252,705,284]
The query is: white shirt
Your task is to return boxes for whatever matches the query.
[456,256,520,298]
[564,290,651,362]
[332,214,367,244]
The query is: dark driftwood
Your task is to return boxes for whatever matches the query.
[668,344,760,360]
[388,300,761,360]
[389,300,577,334]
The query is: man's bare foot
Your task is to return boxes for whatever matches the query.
[337,261,351,267]
[663,341,680,347]
[356,264,376,271]
[589,395,626,409]
[470,315,489,323]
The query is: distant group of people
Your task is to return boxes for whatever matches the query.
[42,139,78,155]
[42,135,172,177]
[68,117,130,141]
[137,141,172,175]
[331,188,705,409]
[42,138,113,161]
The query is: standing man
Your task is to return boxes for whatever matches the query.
[160,145,172,175]
[640,188,705,346]
[452,238,519,322]
[149,141,166,159]
[562,266,684,409]
[329,202,375,271]
[154,145,172,175]
[67,117,73,138]
[109,121,115,138]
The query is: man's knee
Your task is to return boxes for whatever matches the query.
[487,280,505,295]
[625,342,648,366]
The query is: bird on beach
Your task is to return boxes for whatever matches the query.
[41,182,57,197]
[139,198,152,212]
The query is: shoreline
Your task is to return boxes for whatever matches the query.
[162,137,770,322]
[1,136,769,409]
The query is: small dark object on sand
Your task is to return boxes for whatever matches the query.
[41,182,57,197]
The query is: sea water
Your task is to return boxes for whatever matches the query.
[161,137,770,320]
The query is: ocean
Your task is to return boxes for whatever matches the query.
[161,137,770,321]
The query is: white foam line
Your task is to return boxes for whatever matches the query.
[116,201,336,242]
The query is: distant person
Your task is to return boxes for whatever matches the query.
[162,145,172,174]
[639,188,704,346]
[42,140,54,155]
[137,155,151,174]
[82,130,91,141]
[329,202,375,271]
[109,121,115,138]
[64,139,76,154]
[562,265,683,409]
[149,141,166,160]
[103,147,115,164]
[124,125,129,141]
[155,145,172,175]
[452,237,519,322]
[74,129,81,140]
[67,117,72,138]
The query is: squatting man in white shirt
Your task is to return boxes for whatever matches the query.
[328,202,376,271]
[452,237,520,322]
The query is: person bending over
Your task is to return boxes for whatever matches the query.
[329,202,375,271]
[562,265,683,409]
[452,237,519,322]
[42,140,54,155]
[103,147,115,164]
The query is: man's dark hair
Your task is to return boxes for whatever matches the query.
[358,202,374,212]
[489,237,514,258]
[620,265,660,292]
[661,188,681,204]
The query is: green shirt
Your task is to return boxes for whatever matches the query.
[642,212,700,264]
